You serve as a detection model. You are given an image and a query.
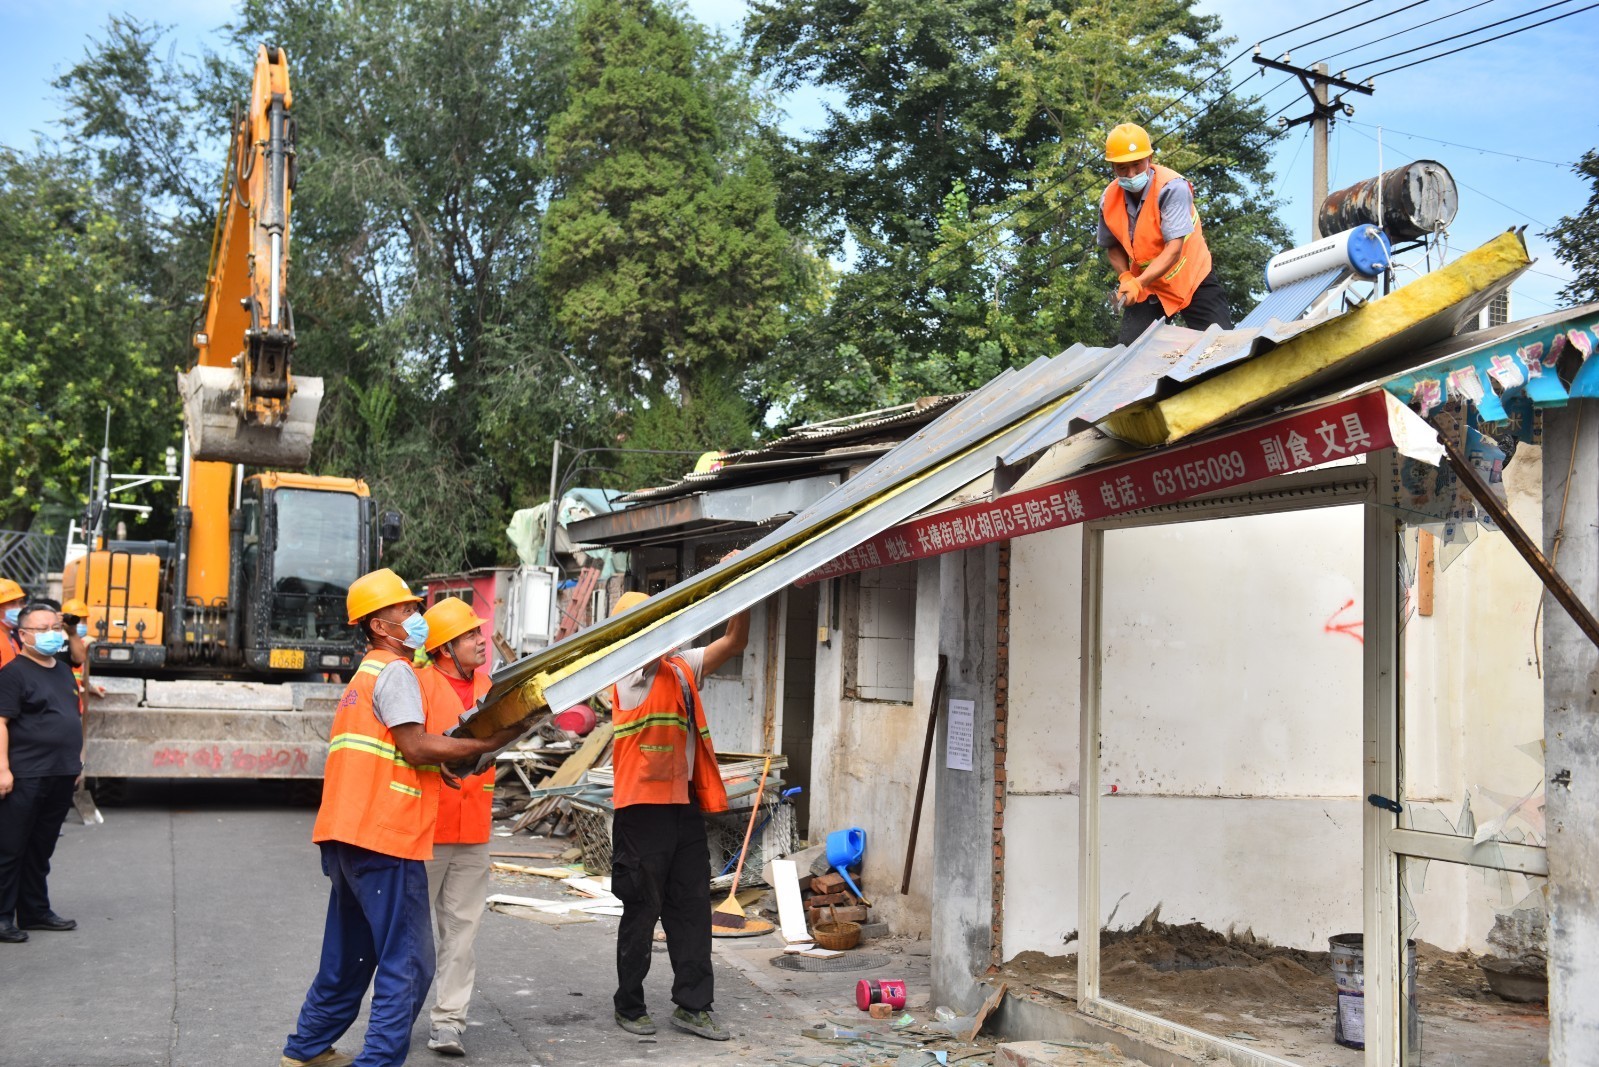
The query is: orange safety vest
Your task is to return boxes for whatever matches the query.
[0,630,15,669]
[608,655,728,812]
[1100,164,1213,317]
[418,663,495,845]
[312,649,441,860]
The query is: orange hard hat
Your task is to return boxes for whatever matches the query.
[422,596,487,652]
[345,568,422,624]
[1105,122,1154,163]
[0,578,23,606]
[610,591,649,618]
[61,597,90,617]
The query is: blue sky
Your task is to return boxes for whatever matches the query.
[3,0,1594,313]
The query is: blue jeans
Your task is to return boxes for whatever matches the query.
[284,842,435,1067]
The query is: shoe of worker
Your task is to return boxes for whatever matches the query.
[614,1011,657,1035]
[19,911,76,932]
[669,1007,730,1041]
[0,919,27,943]
[279,1051,354,1067]
[428,1025,466,1056]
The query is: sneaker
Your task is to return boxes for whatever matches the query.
[614,1011,657,1035]
[427,1025,465,1056]
[669,1007,730,1041]
[279,1051,354,1067]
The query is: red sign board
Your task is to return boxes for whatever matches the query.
[798,390,1394,584]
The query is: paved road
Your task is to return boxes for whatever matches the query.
[0,782,820,1067]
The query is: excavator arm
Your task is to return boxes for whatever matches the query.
[179,44,322,468]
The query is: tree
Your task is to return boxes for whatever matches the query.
[747,0,1289,421]
[0,148,178,530]
[539,0,808,466]
[1544,148,1599,306]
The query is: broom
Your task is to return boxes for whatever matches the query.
[711,755,772,929]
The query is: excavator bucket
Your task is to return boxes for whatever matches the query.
[178,366,323,468]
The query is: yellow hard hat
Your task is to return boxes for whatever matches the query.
[345,567,421,624]
[610,590,650,618]
[0,578,23,606]
[61,597,90,617]
[422,596,487,652]
[1105,123,1154,163]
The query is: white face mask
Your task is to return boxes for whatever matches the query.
[1116,170,1151,194]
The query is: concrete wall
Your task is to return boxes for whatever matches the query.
[806,561,942,937]
[1541,403,1599,1064]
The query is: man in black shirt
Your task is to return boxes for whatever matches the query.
[0,602,84,943]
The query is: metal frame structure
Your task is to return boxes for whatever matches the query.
[1072,451,1547,1066]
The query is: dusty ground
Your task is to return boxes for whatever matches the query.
[999,920,1548,1065]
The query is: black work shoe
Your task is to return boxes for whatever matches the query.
[19,912,76,932]
[670,1008,730,1041]
[615,1011,657,1035]
[0,920,27,943]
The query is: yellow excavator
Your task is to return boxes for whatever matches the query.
[63,46,398,786]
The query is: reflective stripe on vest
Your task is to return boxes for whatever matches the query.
[417,663,494,845]
[609,655,729,812]
[1100,164,1214,317]
[311,648,440,860]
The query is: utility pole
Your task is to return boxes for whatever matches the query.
[1252,52,1374,239]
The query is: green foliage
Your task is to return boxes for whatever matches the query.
[540,0,803,454]
[747,0,1289,422]
[1544,148,1599,307]
[0,149,179,531]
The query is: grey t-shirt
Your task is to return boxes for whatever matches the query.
[372,660,426,730]
[617,648,707,780]
[1097,176,1195,250]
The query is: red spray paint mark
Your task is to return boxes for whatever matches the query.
[1324,599,1364,645]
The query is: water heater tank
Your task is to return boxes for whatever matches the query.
[1264,225,1392,292]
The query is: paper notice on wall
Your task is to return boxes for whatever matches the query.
[946,699,976,771]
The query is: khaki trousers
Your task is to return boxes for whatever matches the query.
[425,841,491,1028]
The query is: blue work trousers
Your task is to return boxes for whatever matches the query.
[284,841,436,1067]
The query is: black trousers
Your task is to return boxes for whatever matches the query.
[1117,268,1235,345]
[0,774,76,923]
[611,799,713,1018]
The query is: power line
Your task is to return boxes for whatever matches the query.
[1288,0,1433,53]
[1346,120,1574,167]
[1352,0,1591,75]
[1367,1,1599,77]
[1318,0,1497,63]
[1346,124,1551,225]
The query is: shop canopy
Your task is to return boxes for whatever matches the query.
[457,231,1596,747]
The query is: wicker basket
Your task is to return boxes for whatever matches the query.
[812,904,861,951]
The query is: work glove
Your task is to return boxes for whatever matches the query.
[1116,271,1144,307]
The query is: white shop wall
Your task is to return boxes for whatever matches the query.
[1003,462,1547,960]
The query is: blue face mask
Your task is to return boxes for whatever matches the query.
[400,612,430,650]
[32,631,68,656]
[1116,170,1151,194]
[3,608,18,628]
[76,622,89,639]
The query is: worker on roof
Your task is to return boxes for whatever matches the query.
[414,596,495,1059]
[608,569,749,1044]
[280,569,524,1067]
[0,579,25,670]
[1097,122,1234,345]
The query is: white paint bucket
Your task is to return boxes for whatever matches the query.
[1328,933,1421,1052]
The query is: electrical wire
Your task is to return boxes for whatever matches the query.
[1345,124,1551,225]
[1353,0,1592,75]
[1287,0,1433,53]
[1345,120,1574,167]
[1318,0,1497,63]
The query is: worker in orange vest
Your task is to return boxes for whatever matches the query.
[0,579,25,670]
[1098,122,1234,345]
[414,596,495,1059]
[281,570,524,1067]
[607,581,748,1043]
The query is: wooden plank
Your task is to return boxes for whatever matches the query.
[967,983,1008,1042]
[1417,530,1436,617]
[772,859,811,944]
[539,723,614,788]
